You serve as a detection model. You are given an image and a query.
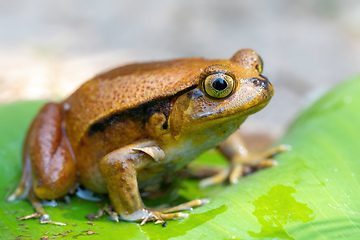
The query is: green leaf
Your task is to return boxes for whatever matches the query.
[1,75,360,239]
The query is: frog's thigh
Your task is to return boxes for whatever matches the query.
[29,103,76,200]
[99,141,161,221]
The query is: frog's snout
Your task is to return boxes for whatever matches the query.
[249,76,271,91]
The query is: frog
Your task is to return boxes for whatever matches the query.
[8,49,287,225]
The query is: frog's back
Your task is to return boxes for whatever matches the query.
[64,57,226,147]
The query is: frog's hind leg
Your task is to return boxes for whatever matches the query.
[8,103,77,219]
[7,121,48,218]
[7,135,33,202]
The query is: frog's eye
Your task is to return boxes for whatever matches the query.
[203,73,235,99]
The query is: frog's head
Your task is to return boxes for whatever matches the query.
[169,49,274,141]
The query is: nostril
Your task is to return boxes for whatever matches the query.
[250,78,261,87]
[250,77,269,90]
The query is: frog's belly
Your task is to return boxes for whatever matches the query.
[137,135,224,188]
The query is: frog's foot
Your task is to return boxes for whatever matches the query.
[26,188,48,218]
[200,145,291,188]
[139,210,188,226]
[125,199,209,226]
[15,192,67,225]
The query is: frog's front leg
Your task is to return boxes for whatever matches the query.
[100,141,208,225]
[200,130,290,188]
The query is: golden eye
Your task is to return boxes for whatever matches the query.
[203,73,235,99]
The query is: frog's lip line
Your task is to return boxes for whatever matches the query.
[193,99,270,120]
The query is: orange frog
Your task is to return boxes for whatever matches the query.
[8,49,286,225]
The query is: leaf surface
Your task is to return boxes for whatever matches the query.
[1,76,360,239]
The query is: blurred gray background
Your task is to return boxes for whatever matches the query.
[1,0,360,142]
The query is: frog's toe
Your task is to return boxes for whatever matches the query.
[199,155,282,188]
[120,200,202,225]
[199,167,230,188]
[229,163,243,184]
[154,198,210,213]
[140,210,189,226]
[138,198,209,225]
[249,144,291,165]
[229,159,276,184]
[252,159,277,169]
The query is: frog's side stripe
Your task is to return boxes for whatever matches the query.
[87,84,197,136]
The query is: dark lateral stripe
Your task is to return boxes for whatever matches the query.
[87,84,198,136]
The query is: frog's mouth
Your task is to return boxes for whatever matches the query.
[193,97,271,120]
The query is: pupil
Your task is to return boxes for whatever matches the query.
[212,78,227,91]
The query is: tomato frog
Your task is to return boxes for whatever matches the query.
[8,49,288,225]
